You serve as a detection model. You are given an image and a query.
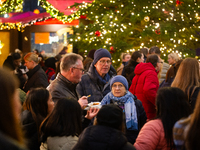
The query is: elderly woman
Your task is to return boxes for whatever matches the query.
[101,75,147,144]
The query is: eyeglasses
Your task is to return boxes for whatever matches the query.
[99,60,112,65]
[73,67,85,73]
[112,84,124,89]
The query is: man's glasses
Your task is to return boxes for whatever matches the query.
[73,67,85,73]
[99,60,112,65]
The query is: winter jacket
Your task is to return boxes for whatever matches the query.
[159,78,174,88]
[40,136,78,150]
[76,64,116,103]
[123,61,139,88]
[173,117,190,150]
[23,65,49,93]
[188,86,200,111]
[117,62,126,75]
[21,110,40,150]
[0,131,27,150]
[159,62,170,84]
[129,62,159,119]
[72,125,136,150]
[134,119,174,150]
[47,73,79,102]
[101,92,147,144]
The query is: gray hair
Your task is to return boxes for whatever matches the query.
[60,53,83,72]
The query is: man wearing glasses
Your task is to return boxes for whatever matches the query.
[77,48,117,103]
[47,53,88,109]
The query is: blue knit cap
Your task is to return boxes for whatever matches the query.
[110,75,128,90]
[93,48,111,65]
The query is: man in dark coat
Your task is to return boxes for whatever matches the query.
[23,52,49,93]
[76,48,116,103]
[47,53,88,108]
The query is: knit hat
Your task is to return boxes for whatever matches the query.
[110,75,128,90]
[97,104,123,129]
[93,48,111,65]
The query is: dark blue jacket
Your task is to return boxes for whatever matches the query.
[76,64,116,103]
[72,125,136,150]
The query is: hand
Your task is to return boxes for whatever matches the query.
[85,107,99,120]
[78,96,88,109]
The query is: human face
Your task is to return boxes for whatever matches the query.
[111,82,127,97]
[13,58,21,67]
[71,59,84,83]
[168,56,175,65]
[156,58,163,71]
[123,54,131,62]
[24,60,34,70]
[13,90,22,119]
[47,94,54,114]
[94,57,111,77]
[137,53,144,63]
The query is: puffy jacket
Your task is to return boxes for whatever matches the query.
[21,110,40,150]
[76,64,116,103]
[23,65,49,93]
[73,125,136,150]
[129,63,159,119]
[134,119,174,150]
[40,136,78,150]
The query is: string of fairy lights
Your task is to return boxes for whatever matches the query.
[67,0,200,62]
[0,0,200,61]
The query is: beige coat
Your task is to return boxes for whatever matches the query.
[40,136,78,150]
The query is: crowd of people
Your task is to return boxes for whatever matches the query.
[1,46,200,150]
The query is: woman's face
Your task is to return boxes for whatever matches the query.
[168,56,175,65]
[137,53,144,63]
[111,82,126,97]
[47,94,54,114]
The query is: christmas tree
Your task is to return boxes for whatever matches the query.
[67,0,200,68]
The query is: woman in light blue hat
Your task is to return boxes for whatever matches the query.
[101,75,147,144]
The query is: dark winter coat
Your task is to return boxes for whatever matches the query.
[47,73,79,102]
[72,125,136,150]
[101,94,147,144]
[129,62,159,120]
[123,61,139,88]
[0,131,27,150]
[159,78,174,88]
[23,65,49,93]
[76,64,116,103]
[21,110,40,150]
[188,86,200,111]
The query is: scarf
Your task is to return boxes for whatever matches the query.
[101,91,138,130]
[95,69,110,84]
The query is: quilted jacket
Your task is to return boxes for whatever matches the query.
[129,62,159,119]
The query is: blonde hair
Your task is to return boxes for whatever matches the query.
[120,53,130,60]
[168,53,180,63]
[171,58,200,100]
[24,52,39,63]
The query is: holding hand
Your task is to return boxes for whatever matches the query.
[78,96,88,109]
[85,107,99,120]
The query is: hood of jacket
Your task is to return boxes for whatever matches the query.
[73,125,128,150]
[134,62,156,75]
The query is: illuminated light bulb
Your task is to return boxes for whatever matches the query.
[131,12,134,15]
[121,4,124,7]
[150,39,152,42]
